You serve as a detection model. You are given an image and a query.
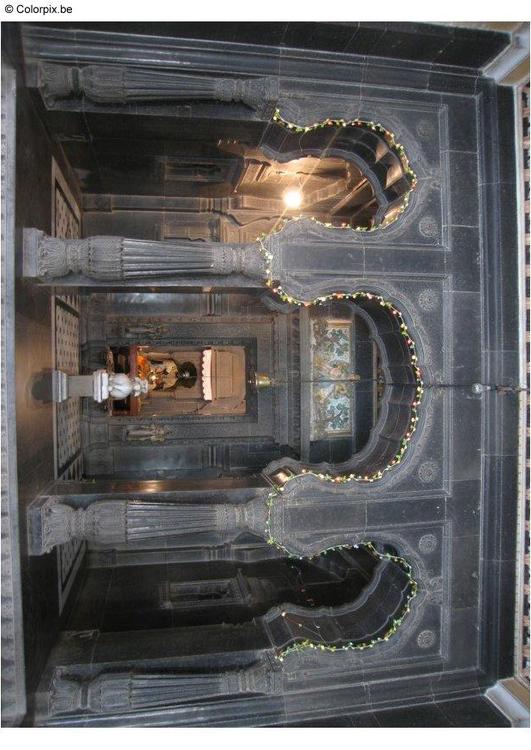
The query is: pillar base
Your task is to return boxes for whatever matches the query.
[52,370,69,403]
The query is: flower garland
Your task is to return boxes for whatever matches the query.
[255,267,424,484]
[255,114,420,660]
[271,108,417,231]
[262,538,418,660]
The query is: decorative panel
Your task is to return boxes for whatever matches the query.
[51,158,84,612]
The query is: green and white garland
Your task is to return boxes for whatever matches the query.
[255,111,420,660]
[260,517,418,660]
[271,108,417,230]
[256,269,424,484]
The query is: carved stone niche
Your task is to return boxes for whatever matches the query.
[48,536,416,717]
[38,62,279,119]
[223,119,414,230]
[261,274,422,485]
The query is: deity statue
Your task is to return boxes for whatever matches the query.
[140,352,198,392]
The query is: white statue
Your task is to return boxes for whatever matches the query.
[53,369,149,404]
[107,372,149,399]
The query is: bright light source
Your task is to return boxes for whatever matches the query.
[283,188,303,209]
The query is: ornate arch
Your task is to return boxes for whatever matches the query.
[263,285,424,485]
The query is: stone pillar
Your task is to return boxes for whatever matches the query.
[23,228,266,284]
[49,660,281,716]
[35,497,267,554]
[38,63,279,117]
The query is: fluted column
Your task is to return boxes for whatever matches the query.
[49,660,281,716]
[38,497,267,554]
[23,228,266,283]
[38,63,279,117]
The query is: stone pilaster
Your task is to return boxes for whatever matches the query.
[49,659,281,716]
[38,63,278,117]
[37,497,267,554]
[23,228,266,284]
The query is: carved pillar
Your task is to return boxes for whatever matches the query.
[38,497,267,553]
[38,63,279,117]
[23,228,266,284]
[49,660,281,716]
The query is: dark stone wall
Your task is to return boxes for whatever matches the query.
[1,32,87,704]
[8,21,521,726]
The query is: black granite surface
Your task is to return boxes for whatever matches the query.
[282,696,511,727]
[1,20,524,728]
[25,21,512,69]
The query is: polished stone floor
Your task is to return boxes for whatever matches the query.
[281,696,510,727]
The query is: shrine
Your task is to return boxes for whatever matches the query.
[1,20,529,728]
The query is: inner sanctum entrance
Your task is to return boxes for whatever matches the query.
[109,344,248,417]
[82,289,394,479]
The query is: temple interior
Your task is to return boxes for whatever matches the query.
[1,20,529,729]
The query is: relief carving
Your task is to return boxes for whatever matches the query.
[23,228,267,283]
[124,425,168,443]
[49,660,281,716]
[39,63,279,118]
[416,629,436,649]
[39,497,267,553]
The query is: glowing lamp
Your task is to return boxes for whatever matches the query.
[283,188,303,209]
